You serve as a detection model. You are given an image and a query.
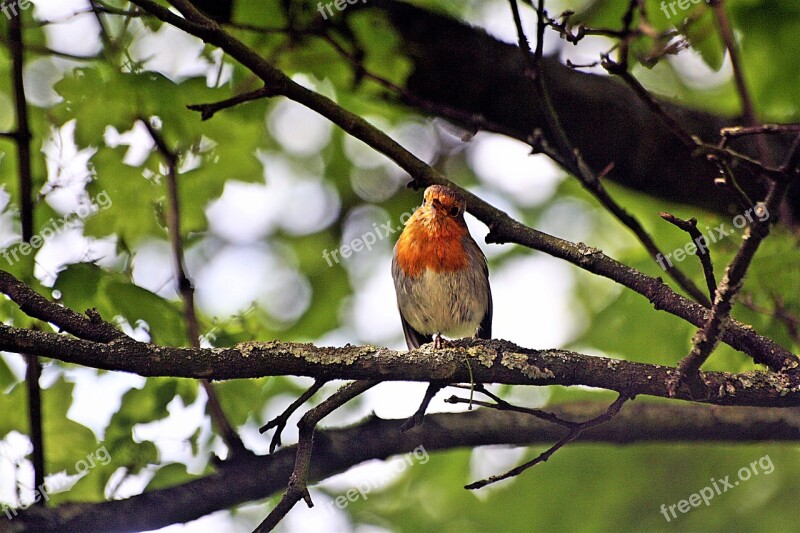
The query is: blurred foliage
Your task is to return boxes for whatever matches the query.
[0,0,798,531]
[346,444,795,533]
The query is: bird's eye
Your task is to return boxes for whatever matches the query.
[448,206,460,217]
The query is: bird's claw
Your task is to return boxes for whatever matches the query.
[433,334,450,350]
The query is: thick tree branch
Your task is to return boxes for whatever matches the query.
[10,403,800,532]
[1,324,799,407]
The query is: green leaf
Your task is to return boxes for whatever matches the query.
[0,381,27,438]
[101,378,178,480]
[41,379,99,475]
[54,263,187,346]
[84,146,165,245]
[146,462,199,491]
[682,8,725,71]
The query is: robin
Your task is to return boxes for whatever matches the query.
[392,185,492,350]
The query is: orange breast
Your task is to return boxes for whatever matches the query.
[395,212,469,277]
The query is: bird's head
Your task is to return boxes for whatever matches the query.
[419,185,467,225]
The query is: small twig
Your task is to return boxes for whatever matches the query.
[465,393,631,490]
[711,157,755,210]
[565,59,599,69]
[698,144,792,182]
[447,384,575,428]
[400,381,447,432]
[254,380,379,532]
[259,379,327,454]
[740,294,800,346]
[446,395,575,426]
[721,124,800,139]
[142,118,249,459]
[187,87,274,120]
[659,213,717,302]
[711,0,766,160]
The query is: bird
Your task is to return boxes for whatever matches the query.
[392,184,492,350]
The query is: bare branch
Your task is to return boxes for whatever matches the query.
[254,380,379,532]
[260,379,327,454]
[465,393,631,489]
[187,87,275,120]
[721,124,800,139]
[447,383,577,428]
[400,381,447,431]
[659,212,717,301]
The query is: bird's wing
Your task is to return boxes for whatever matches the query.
[477,252,492,340]
[400,309,433,349]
